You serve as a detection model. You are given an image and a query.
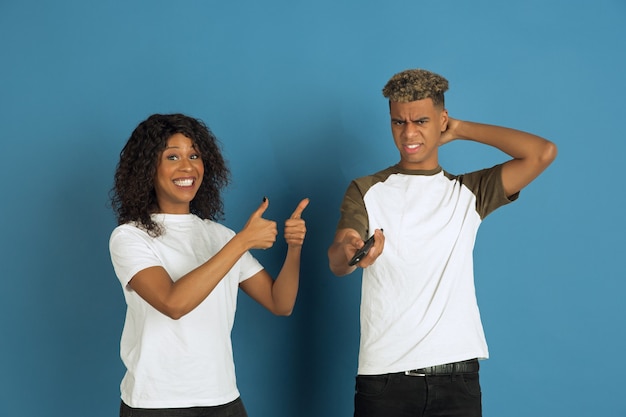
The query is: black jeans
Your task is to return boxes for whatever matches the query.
[120,397,248,417]
[354,371,482,417]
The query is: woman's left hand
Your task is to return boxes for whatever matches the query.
[284,198,309,247]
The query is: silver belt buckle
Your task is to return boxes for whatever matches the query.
[404,370,426,377]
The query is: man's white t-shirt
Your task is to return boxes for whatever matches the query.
[337,164,516,375]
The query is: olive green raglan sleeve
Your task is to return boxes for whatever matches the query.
[336,179,370,240]
[460,163,519,219]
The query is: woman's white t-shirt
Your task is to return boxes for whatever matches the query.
[109,213,263,408]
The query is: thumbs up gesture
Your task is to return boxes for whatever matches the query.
[284,198,309,248]
[242,197,278,250]
[242,197,309,250]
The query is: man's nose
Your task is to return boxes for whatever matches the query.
[404,122,418,138]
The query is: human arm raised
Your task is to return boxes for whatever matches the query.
[440,118,557,197]
[239,198,309,316]
[127,198,280,320]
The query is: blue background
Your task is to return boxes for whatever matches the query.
[1,1,624,416]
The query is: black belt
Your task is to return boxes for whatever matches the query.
[404,359,479,376]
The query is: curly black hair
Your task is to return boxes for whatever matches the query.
[110,113,230,236]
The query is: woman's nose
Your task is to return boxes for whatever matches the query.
[179,159,193,171]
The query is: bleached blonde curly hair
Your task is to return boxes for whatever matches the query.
[382,69,449,107]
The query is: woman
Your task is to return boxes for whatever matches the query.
[109,113,308,417]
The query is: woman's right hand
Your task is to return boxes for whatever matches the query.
[241,197,278,250]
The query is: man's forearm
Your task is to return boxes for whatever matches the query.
[454,120,554,160]
[451,120,557,196]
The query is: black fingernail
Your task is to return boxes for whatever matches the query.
[263,196,267,202]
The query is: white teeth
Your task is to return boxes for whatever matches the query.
[406,144,419,149]
[174,179,193,186]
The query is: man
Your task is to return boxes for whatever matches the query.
[328,69,557,417]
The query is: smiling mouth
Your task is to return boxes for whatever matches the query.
[173,179,194,187]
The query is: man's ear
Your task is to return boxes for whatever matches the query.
[440,108,449,132]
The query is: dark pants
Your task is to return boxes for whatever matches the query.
[120,397,248,417]
[354,370,482,417]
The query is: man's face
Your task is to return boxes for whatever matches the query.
[390,98,448,170]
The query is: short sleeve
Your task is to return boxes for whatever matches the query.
[109,226,162,289]
[460,164,519,219]
[336,180,370,240]
[237,250,264,284]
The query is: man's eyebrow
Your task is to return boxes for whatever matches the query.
[390,116,430,122]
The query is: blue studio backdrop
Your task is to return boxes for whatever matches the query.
[1,1,625,416]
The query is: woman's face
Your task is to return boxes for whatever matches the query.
[153,133,204,214]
